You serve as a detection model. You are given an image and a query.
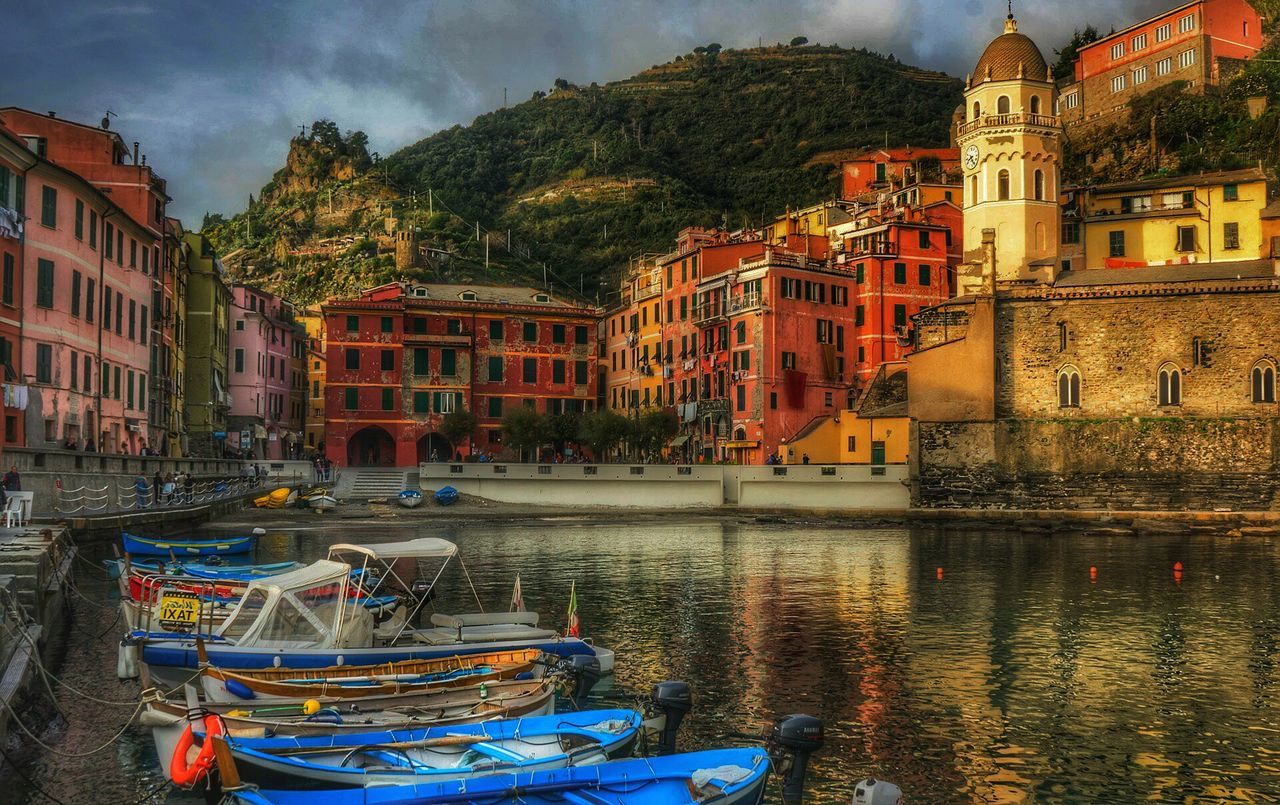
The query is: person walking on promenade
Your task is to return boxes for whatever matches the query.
[2,466,19,491]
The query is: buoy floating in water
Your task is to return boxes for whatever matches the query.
[935,567,943,581]
[1173,561,1184,571]
[1089,566,1098,582]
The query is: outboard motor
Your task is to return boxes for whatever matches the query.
[767,714,824,805]
[567,654,601,708]
[852,778,903,805]
[649,680,692,755]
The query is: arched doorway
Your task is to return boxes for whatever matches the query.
[417,432,453,463]
[348,426,395,466]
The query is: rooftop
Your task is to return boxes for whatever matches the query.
[1089,167,1267,195]
[1054,258,1276,288]
[972,17,1050,84]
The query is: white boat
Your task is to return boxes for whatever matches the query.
[309,493,337,511]
[397,490,423,508]
[130,538,615,688]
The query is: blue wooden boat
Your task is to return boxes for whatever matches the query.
[397,490,423,509]
[222,746,771,804]
[207,709,642,790]
[433,486,458,506]
[122,532,254,557]
[106,558,298,581]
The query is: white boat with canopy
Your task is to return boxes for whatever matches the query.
[131,538,613,688]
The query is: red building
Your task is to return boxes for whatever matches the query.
[0,125,34,452]
[323,282,600,467]
[840,147,961,199]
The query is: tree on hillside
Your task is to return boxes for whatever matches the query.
[438,409,478,452]
[502,407,547,460]
[1053,26,1100,80]
[790,36,809,47]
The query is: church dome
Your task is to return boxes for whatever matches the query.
[972,16,1049,83]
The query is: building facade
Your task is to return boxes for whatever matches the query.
[840,147,961,200]
[228,283,303,459]
[0,126,34,452]
[322,282,600,467]
[909,10,1280,511]
[298,307,327,456]
[1057,0,1264,129]
[182,232,231,457]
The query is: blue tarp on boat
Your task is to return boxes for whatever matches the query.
[433,486,459,506]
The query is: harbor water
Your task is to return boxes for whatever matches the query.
[5,517,1280,803]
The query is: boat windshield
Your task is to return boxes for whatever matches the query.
[215,560,353,648]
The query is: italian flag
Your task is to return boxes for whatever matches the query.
[565,579,580,638]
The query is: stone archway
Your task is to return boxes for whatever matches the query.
[347,426,396,467]
[417,432,453,463]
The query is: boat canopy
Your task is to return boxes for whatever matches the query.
[327,538,457,561]
[216,560,357,649]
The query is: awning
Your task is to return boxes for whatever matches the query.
[669,435,689,447]
[327,538,459,561]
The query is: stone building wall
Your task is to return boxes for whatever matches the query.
[1060,37,1211,131]
[995,285,1280,419]
[916,418,1280,510]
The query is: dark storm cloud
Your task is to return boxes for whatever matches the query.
[5,0,1171,223]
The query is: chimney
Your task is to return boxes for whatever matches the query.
[132,141,139,165]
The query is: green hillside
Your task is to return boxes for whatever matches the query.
[204,44,963,303]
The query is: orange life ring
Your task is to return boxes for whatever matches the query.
[170,714,225,787]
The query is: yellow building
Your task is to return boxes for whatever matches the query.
[781,363,910,465]
[955,13,1061,290]
[298,307,327,455]
[603,256,666,412]
[1077,168,1271,270]
[161,218,190,456]
[762,200,842,246]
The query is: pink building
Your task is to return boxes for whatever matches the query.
[1,108,171,451]
[0,120,155,453]
[228,283,304,459]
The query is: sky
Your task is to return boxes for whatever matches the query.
[6,0,1170,224]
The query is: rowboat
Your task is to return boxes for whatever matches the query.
[397,490,423,508]
[131,540,614,688]
[203,708,642,789]
[143,679,558,779]
[221,746,772,805]
[122,532,254,557]
[433,486,458,506]
[200,647,543,703]
[309,494,338,511]
[254,488,294,509]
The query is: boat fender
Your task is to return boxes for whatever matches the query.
[301,699,322,715]
[649,680,692,755]
[225,678,256,700]
[767,714,825,805]
[513,671,535,681]
[116,638,140,680]
[169,714,225,788]
[852,778,904,805]
[567,654,602,709]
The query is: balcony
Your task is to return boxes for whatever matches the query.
[634,281,662,301]
[956,112,1060,137]
[404,330,474,347]
[693,301,726,326]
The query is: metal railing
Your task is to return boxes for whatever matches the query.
[54,472,305,515]
[956,112,1060,137]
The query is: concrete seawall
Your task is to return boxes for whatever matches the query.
[419,463,911,511]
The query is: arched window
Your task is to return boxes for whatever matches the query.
[1034,169,1045,200]
[1252,360,1277,403]
[997,95,1011,114]
[1057,366,1081,408]
[997,169,1010,200]
[1030,95,1041,114]
[969,174,978,206]
[1158,363,1182,406]
[972,101,981,120]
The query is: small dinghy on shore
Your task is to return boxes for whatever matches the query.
[397,490,423,508]
[219,746,772,805]
[432,486,458,506]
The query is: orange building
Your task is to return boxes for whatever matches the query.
[840,147,961,200]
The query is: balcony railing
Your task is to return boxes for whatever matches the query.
[956,112,1060,137]
[404,331,474,346]
[634,281,662,301]
[694,292,760,325]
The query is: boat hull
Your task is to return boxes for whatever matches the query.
[122,533,254,557]
[141,636,610,690]
[397,494,423,508]
[222,747,771,805]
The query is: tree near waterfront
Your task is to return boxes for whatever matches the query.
[438,409,478,453]
[634,409,678,461]
[577,410,632,461]
[501,407,547,461]
[546,413,582,455]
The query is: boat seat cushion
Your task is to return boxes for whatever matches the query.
[430,612,541,628]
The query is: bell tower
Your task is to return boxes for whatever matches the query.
[957,10,1062,287]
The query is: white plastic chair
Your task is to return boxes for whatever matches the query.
[2,496,22,527]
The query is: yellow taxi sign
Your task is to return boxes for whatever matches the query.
[156,591,202,632]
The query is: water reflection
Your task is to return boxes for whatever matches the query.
[9,521,1280,803]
